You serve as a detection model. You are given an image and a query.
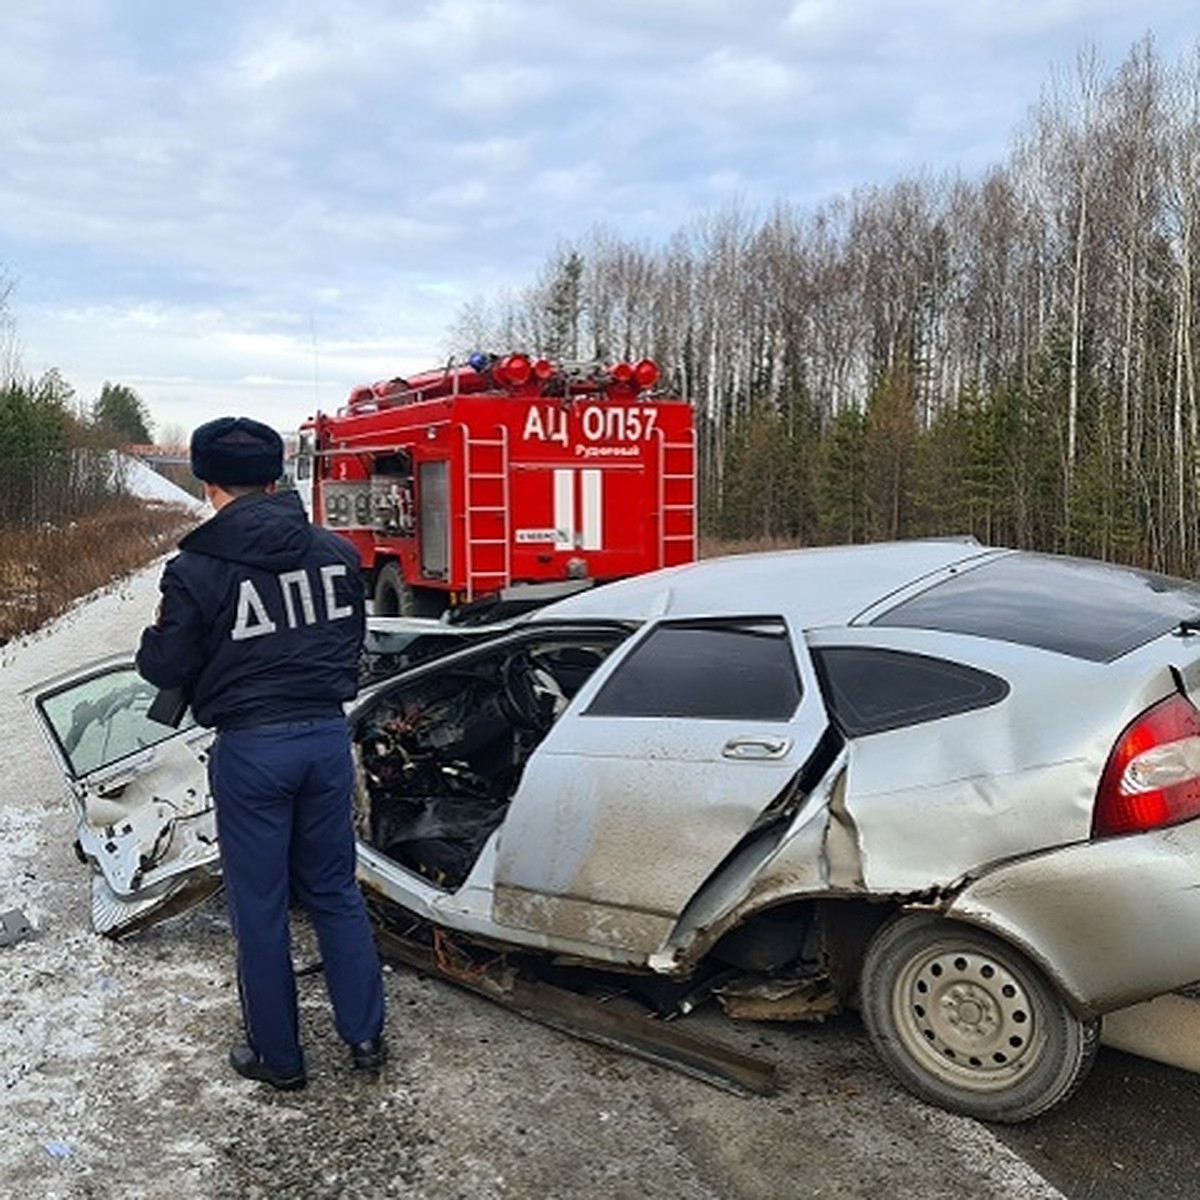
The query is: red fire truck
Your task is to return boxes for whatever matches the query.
[292,352,696,618]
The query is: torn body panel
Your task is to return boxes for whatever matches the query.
[72,731,218,937]
[88,868,222,939]
[74,734,216,897]
[647,752,848,973]
[490,616,830,959]
[821,767,862,890]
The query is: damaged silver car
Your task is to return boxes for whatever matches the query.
[30,540,1200,1122]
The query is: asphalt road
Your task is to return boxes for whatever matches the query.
[995,1046,1200,1200]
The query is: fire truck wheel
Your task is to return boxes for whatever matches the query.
[374,562,416,617]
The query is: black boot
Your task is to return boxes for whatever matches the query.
[350,1036,387,1071]
[229,1043,307,1091]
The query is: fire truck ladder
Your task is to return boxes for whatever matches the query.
[462,425,511,600]
[659,428,697,567]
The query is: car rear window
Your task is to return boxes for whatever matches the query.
[871,552,1200,662]
[586,618,801,720]
[812,647,1009,736]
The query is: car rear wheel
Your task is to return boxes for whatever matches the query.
[860,912,1099,1122]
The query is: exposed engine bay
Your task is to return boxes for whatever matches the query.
[354,633,627,888]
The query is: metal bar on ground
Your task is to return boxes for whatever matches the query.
[374,926,778,1097]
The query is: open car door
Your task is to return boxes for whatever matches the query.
[29,657,220,938]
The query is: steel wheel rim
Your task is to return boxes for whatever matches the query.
[891,940,1048,1092]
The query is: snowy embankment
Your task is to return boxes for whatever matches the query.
[116,454,210,515]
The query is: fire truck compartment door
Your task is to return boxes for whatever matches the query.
[419,460,449,579]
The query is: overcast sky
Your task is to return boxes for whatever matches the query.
[1,1,1195,439]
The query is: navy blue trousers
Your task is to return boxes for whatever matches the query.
[209,718,385,1074]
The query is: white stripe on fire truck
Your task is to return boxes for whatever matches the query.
[554,469,574,551]
[582,469,602,550]
[552,468,604,551]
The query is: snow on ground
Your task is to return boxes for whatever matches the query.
[117,454,209,514]
[0,541,1064,1198]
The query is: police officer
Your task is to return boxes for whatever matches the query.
[137,416,385,1091]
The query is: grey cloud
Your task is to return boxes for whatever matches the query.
[1,0,1196,430]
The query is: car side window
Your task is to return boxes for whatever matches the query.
[36,666,196,778]
[811,646,1009,737]
[585,618,801,720]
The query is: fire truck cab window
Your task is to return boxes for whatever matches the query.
[293,433,313,481]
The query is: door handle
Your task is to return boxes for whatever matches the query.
[722,736,791,760]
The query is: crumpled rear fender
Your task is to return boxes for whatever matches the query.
[947,819,1200,1017]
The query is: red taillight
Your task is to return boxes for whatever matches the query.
[1093,693,1200,836]
[610,361,634,385]
[532,357,555,382]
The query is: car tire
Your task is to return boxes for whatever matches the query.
[374,562,416,617]
[859,911,1099,1123]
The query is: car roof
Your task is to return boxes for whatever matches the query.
[536,539,1003,627]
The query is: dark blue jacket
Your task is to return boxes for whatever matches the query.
[136,490,365,730]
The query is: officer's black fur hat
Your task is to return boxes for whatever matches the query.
[190,416,283,486]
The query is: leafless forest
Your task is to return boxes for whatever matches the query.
[456,38,1200,575]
